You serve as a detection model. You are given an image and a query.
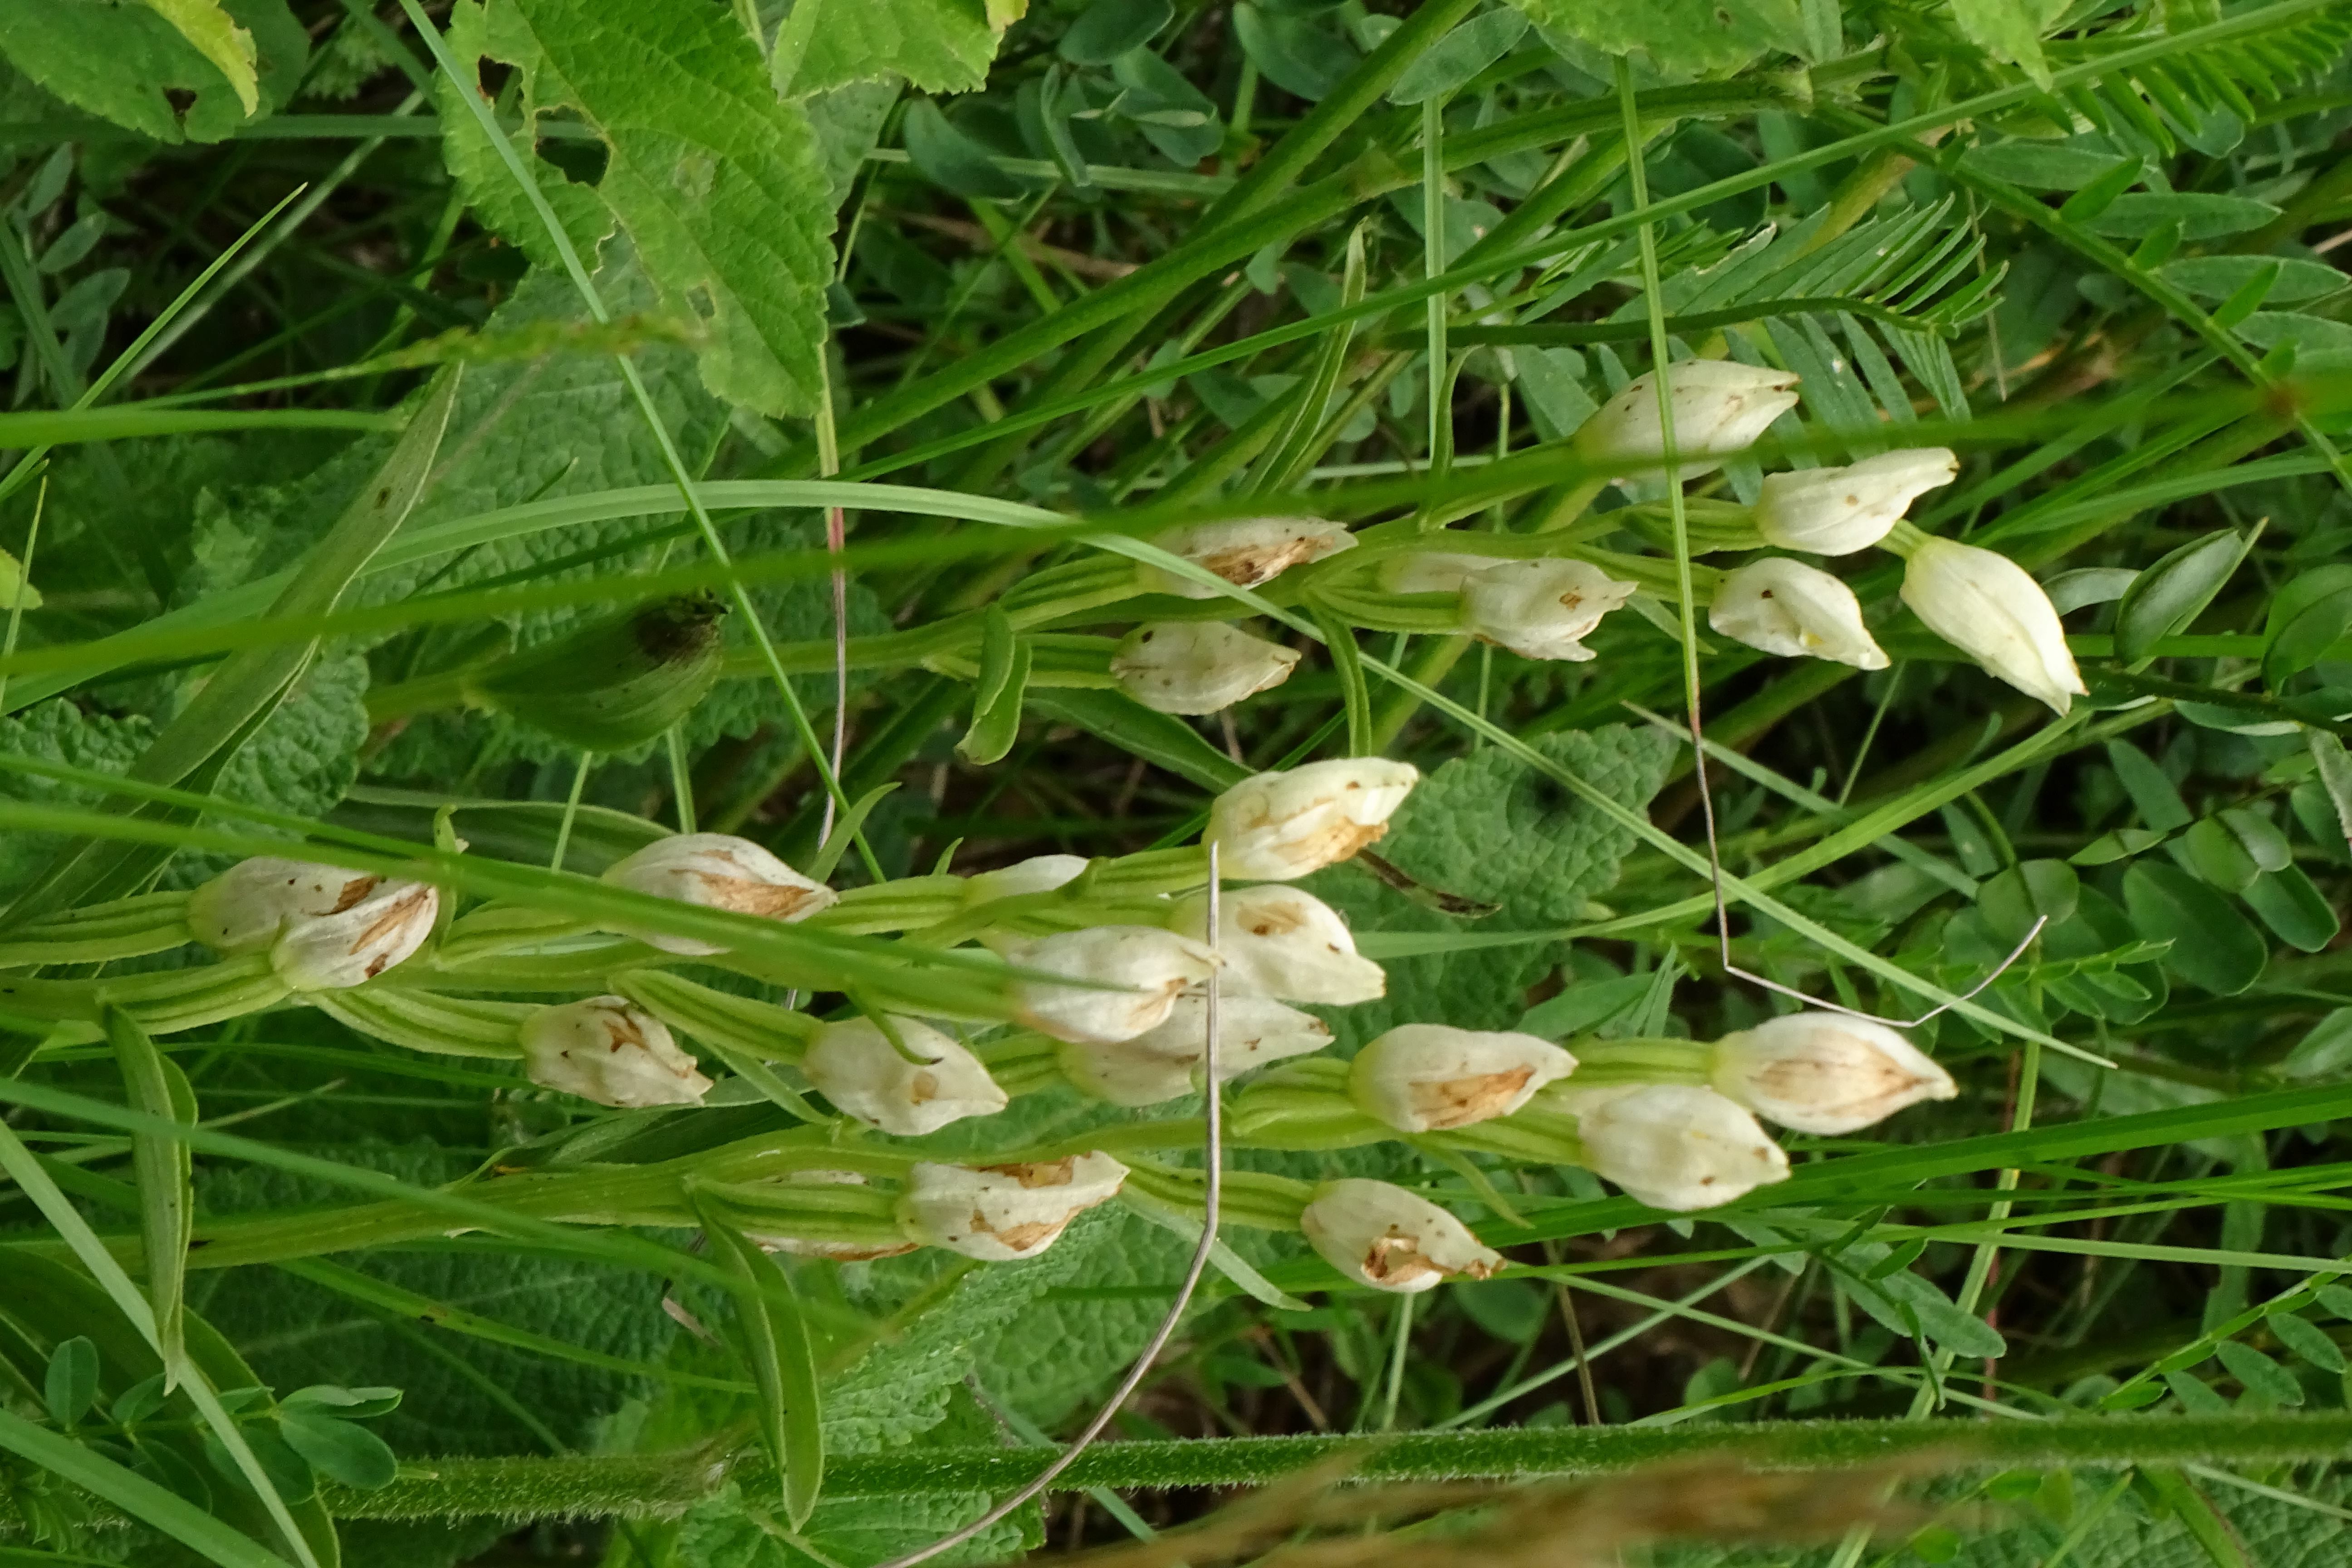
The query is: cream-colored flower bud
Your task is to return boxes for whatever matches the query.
[1006,926,1221,1044]
[520,995,712,1108]
[1573,360,1801,480]
[1709,557,1889,670]
[1899,538,2086,715]
[896,1152,1129,1260]
[1459,559,1637,662]
[598,833,836,956]
[1565,1083,1789,1211]
[1299,1178,1505,1294]
[1377,552,1493,596]
[191,857,439,989]
[1170,885,1384,1004]
[1754,448,1959,555]
[190,858,439,990]
[1204,758,1420,881]
[802,1016,1008,1136]
[1710,1013,1956,1135]
[1111,622,1301,715]
[1348,1024,1577,1132]
[1142,516,1356,598]
[1059,993,1332,1106]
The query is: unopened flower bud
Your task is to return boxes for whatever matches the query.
[1059,994,1332,1106]
[1460,559,1637,662]
[598,833,836,955]
[1565,1084,1789,1211]
[190,858,438,990]
[1171,885,1384,1004]
[1205,758,1419,881]
[896,1152,1129,1260]
[1573,360,1801,480]
[1711,1013,1956,1134]
[467,593,727,752]
[1709,557,1888,670]
[1142,517,1356,598]
[1348,1024,1577,1132]
[1899,537,2086,714]
[521,995,712,1107]
[1007,926,1220,1044]
[1112,622,1301,715]
[1754,448,1958,555]
[803,1016,1008,1135]
[1377,552,1493,596]
[1298,1177,1505,1293]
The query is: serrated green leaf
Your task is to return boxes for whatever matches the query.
[473,0,837,417]
[1510,0,1804,79]
[0,0,304,143]
[1949,0,2052,88]
[780,0,1000,96]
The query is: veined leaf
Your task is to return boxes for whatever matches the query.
[103,1004,197,1384]
[141,0,261,114]
[780,0,1002,96]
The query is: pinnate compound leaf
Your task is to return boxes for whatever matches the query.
[276,1410,400,1490]
[475,0,838,416]
[0,0,303,142]
[779,0,1000,96]
[1509,0,1808,79]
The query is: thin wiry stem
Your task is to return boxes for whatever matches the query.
[872,844,1226,1568]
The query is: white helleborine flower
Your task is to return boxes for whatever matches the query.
[598,833,836,956]
[1710,1012,1956,1135]
[1566,1083,1789,1211]
[1754,448,1959,555]
[1573,360,1802,481]
[190,858,438,990]
[1348,1024,1577,1132]
[1205,758,1420,881]
[1112,622,1301,715]
[1708,557,1889,670]
[520,995,712,1108]
[1377,552,1494,596]
[1141,516,1356,599]
[1460,559,1637,662]
[1899,537,2087,715]
[802,1016,1008,1136]
[1006,926,1221,1044]
[896,1152,1129,1261]
[1170,885,1384,1005]
[1059,994,1332,1106]
[1299,1178,1506,1294]
[750,1170,917,1262]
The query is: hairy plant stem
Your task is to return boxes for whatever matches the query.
[310,1415,2352,1522]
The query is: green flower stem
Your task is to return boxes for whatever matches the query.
[1881,519,1928,559]
[318,1413,2352,1520]
[0,890,193,968]
[1565,1038,1713,1086]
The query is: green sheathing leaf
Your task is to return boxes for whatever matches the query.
[0,0,304,142]
[1301,725,1672,1048]
[782,0,999,97]
[1512,0,1807,79]
[475,0,838,416]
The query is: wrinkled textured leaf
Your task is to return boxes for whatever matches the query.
[781,0,999,96]
[474,0,838,416]
[0,0,303,142]
[1513,0,1807,78]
